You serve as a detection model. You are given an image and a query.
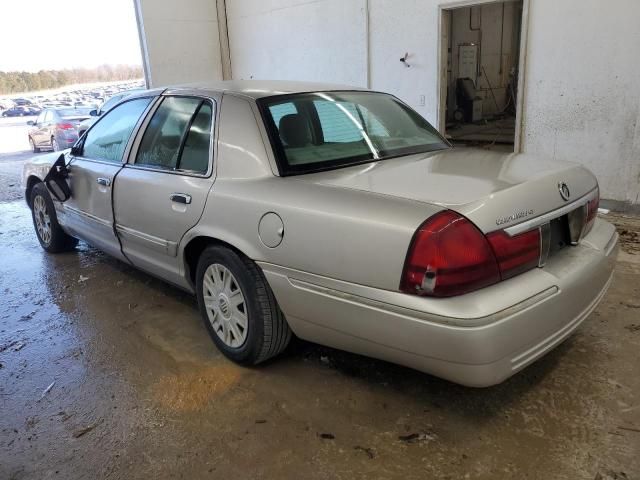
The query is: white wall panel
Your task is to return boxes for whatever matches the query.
[520,0,640,204]
[140,0,640,203]
[136,0,224,87]
[226,0,368,87]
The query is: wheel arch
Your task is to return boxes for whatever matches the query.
[25,175,43,208]
[182,234,259,289]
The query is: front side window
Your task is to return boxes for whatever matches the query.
[81,98,152,163]
[259,91,448,175]
[135,96,213,174]
[100,94,124,114]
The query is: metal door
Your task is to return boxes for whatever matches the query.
[113,93,218,286]
[59,96,155,260]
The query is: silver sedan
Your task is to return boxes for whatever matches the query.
[22,81,618,387]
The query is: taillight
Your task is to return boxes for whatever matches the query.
[57,122,74,130]
[585,188,599,234]
[400,211,501,297]
[486,229,540,280]
[401,211,544,297]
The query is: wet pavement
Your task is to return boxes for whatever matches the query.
[1,156,640,480]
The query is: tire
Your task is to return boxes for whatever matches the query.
[51,137,59,151]
[196,245,291,365]
[29,137,40,153]
[30,183,78,253]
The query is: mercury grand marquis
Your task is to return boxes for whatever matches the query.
[22,80,618,387]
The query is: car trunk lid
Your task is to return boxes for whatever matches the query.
[296,148,598,234]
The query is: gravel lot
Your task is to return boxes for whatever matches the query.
[0,120,639,480]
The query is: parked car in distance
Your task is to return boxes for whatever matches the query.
[27,107,92,152]
[22,81,618,387]
[77,88,145,137]
[2,106,30,117]
[11,97,33,106]
[25,106,42,116]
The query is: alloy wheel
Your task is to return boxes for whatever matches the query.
[33,195,52,245]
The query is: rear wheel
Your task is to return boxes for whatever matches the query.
[196,245,291,365]
[30,183,77,253]
[29,137,40,153]
[51,137,59,151]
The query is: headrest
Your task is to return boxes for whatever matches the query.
[279,113,311,148]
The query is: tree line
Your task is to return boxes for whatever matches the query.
[0,64,144,95]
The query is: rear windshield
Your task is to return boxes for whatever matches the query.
[258,91,449,175]
[57,108,92,117]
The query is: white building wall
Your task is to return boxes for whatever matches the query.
[225,0,368,87]
[140,0,640,205]
[522,0,640,205]
[134,0,224,87]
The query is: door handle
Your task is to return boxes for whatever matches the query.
[170,193,192,205]
[96,177,111,187]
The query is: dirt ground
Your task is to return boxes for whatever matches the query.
[1,151,639,480]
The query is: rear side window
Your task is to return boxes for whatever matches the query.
[81,98,152,163]
[179,103,213,173]
[135,96,213,174]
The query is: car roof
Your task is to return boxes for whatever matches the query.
[162,80,368,99]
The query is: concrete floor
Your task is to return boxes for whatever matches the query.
[446,116,516,146]
[1,154,640,480]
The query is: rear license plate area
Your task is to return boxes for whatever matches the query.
[548,215,571,256]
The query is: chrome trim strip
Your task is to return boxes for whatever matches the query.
[287,277,559,328]
[116,224,177,256]
[605,232,619,256]
[504,188,598,236]
[64,205,112,228]
[538,223,551,267]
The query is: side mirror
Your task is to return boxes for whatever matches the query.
[26,120,35,126]
[89,109,98,117]
[44,154,72,202]
[70,143,82,156]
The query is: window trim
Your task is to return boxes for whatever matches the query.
[256,90,451,177]
[72,96,157,165]
[125,94,217,178]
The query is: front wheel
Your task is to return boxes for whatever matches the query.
[29,137,40,153]
[30,183,78,253]
[196,245,291,365]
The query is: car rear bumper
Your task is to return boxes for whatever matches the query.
[56,133,78,148]
[261,218,618,387]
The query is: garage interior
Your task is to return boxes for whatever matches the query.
[442,1,523,149]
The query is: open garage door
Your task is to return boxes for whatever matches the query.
[439,0,527,151]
